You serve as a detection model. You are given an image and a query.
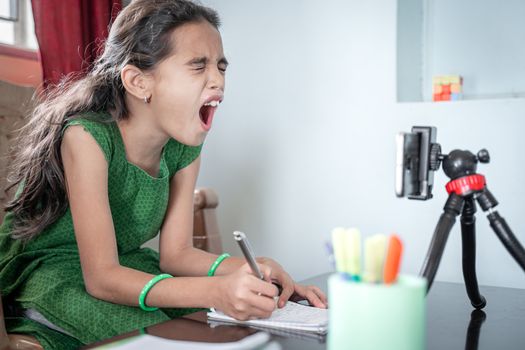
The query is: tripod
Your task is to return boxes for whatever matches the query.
[419,148,525,309]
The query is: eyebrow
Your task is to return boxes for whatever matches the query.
[186,56,229,66]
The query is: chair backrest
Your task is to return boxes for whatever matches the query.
[0,81,36,225]
[192,188,223,254]
[0,296,9,350]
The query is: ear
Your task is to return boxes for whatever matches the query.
[121,64,153,101]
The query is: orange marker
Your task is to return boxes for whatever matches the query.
[383,234,403,284]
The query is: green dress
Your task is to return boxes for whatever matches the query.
[0,112,203,349]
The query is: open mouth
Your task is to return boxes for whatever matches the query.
[199,99,220,131]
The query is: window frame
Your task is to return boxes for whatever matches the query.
[0,0,41,87]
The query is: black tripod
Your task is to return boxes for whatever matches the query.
[419,148,525,309]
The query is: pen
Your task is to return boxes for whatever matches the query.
[233,231,264,280]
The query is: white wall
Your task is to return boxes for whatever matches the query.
[195,0,525,289]
[397,0,423,102]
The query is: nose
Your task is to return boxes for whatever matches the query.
[208,66,225,92]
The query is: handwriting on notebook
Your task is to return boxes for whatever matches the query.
[207,301,328,334]
[264,301,327,324]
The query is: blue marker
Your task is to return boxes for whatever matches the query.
[325,240,336,270]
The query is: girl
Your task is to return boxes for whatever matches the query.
[0,0,327,348]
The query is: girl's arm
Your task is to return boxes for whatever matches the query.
[61,126,277,319]
[158,156,245,277]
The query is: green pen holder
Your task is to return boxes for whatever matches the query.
[328,273,426,350]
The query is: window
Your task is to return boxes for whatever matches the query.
[0,0,40,87]
[0,0,38,50]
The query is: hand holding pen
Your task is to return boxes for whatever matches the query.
[210,231,278,320]
[214,258,278,320]
[235,231,328,309]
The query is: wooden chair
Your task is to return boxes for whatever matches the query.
[192,188,223,254]
[0,187,223,349]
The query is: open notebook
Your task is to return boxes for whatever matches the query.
[207,301,328,335]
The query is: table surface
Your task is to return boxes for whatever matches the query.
[85,273,525,350]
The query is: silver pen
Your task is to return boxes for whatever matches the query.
[233,231,264,280]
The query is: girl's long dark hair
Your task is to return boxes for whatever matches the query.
[5,0,220,241]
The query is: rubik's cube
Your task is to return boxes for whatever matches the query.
[433,75,463,101]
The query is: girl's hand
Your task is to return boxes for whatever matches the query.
[256,257,328,309]
[215,263,278,321]
[289,283,328,309]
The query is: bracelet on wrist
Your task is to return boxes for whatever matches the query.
[207,253,231,277]
[138,273,172,311]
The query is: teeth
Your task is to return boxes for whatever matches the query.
[204,100,219,107]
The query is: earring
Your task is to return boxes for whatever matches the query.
[143,95,151,104]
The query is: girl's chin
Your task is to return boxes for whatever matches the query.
[180,131,207,147]
[164,125,207,146]
[192,135,207,146]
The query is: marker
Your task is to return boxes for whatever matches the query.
[363,234,387,283]
[331,227,348,275]
[233,231,264,279]
[345,228,362,281]
[383,234,403,284]
[324,240,336,270]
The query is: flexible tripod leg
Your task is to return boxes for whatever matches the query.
[460,198,486,309]
[477,188,525,272]
[420,193,464,292]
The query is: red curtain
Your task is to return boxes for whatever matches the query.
[31,0,122,86]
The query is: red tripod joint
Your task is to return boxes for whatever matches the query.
[446,174,486,196]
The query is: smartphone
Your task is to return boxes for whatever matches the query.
[395,126,438,200]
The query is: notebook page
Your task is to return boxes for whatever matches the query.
[257,301,327,324]
[207,301,328,334]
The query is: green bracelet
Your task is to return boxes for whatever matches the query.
[138,273,172,312]
[207,253,231,277]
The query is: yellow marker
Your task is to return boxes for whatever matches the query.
[345,228,361,280]
[331,227,347,273]
[363,234,388,283]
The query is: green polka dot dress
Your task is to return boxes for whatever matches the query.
[0,112,203,349]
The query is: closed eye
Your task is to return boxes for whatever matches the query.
[218,62,228,73]
[193,65,206,71]
[193,66,227,74]
[187,56,229,73]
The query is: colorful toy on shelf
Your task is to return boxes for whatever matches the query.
[433,75,463,102]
